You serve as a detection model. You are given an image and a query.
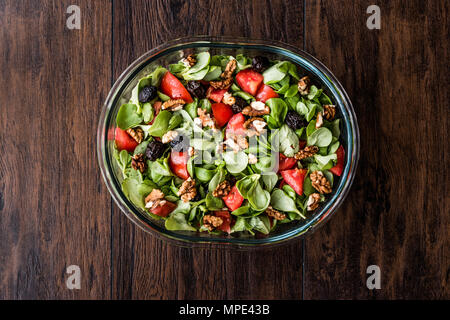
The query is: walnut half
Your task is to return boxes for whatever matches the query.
[266,206,286,221]
[310,171,332,194]
[177,177,197,202]
[203,215,223,231]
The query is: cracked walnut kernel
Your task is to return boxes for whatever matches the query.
[323,105,336,120]
[203,215,223,231]
[126,127,144,144]
[212,180,232,197]
[177,177,197,202]
[131,154,147,173]
[307,193,321,211]
[294,145,319,160]
[310,170,332,194]
[161,99,186,111]
[266,206,286,221]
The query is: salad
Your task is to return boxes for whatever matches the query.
[113,51,345,235]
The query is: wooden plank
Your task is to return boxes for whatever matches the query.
[303,0,449,299]
[0,0,112,299]
[112,0,304,299]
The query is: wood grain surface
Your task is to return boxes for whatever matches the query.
[0,0,448,300]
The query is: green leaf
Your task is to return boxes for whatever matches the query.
[223,151,248,174]
[261,172,278,192]
[165,203,196,231]
[247,183,270,211]
[307,127,333,147]
[203,65,222,81]
[147,110,172,137]
[270,188,305,218]
[208,167,226,192]
[121,178,145,208]
[199,98,212,112]
[142,103,153,123]
[157,91,171,101]
[185,52,211,74]
[116,103,143,130]
[185,99,198,119]
[133,140,150,156]
[303,177,315,196]
[206,192,224,210]
[233,91,255,101]
[249,216,271,234]
[314,153,337,169]
[183,67,209,81]
[284,84,299,98]
[274,124,299,157]
[195,167,216,183]
[231,205,251,216]
[266,98,288,128]
[167,113,183,130]
[263,61,289,84]
[296,101,309,116]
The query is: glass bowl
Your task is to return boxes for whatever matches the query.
[97,37,359,248]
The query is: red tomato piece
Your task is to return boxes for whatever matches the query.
[281,168,308,196]
[214,210,232,234]
[148,101,162,125]
[222,185,244,212]
[279,179,286,189]
[211,102,233,127]
[206,87,227,103]
[115,127,138,152]
[150,201,177,217]
[160,71,193,103]
[235,69,264,96]
[225,112,246,137]
[330,145,345,176]
[255,84,279,103]
[169,151,190,180]
[278,153,297,172]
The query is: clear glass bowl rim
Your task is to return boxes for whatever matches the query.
[97,36,360,249]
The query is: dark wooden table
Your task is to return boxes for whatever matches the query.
[0,0,448,299]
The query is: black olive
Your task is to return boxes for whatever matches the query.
[138,85,157,103]
[145,140,166,161]
[285,110,307,130]
[231,96,247,113]
[252,56,270,73]
[169,134,190,152]
[186,81,206,99]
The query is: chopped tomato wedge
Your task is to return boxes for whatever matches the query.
[330,145,345,176]
[281,168,308,196]
[225,112,246,137]
[160,71,193,103]
[278,153,297,172]
[235,69,264,96]
[149,101,162,125]
[211,102,233,127]
[150,201,177,217]
[206,87,227,103]
[255,84,279,103]
[115,127,138,152]
[214,210,232,234]
[222,185,244,212]
[169,151,190,180]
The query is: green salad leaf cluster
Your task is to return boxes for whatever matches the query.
[112,51,344,236]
